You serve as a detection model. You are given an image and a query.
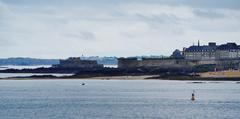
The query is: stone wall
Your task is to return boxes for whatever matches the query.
[56,57,103,68]
[117,58,139,69]
[216,59,240,70]
[139,58,188,68]
[118,57,240,70]
[118,58,197,69]
[197,60,217,65]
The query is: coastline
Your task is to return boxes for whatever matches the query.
[0,75,157,80]
[1,74,240,81]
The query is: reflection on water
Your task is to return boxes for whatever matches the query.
[0,80,239,119]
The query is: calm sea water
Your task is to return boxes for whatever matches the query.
[0,80,239,119]
[0,65,51,70]
[0,65,73,78]
[0,73,73,78]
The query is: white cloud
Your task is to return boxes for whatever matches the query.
[0,1,240,58]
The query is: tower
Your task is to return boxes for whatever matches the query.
[198,40,200,46]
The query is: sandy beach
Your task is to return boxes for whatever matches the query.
[200,70,240,78]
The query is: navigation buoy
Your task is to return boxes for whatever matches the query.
[191,90,195,101]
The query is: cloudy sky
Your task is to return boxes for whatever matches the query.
[0,0,240,58]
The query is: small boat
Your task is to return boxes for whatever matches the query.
[82,83,85,85]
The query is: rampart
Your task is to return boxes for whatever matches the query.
[118,57,240,70]
[53,57,103,69]
[118,58,196,69]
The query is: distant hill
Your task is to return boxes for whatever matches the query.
[0,58,59,66]
[0,57,118,66]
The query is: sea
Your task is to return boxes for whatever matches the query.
[0,65,117,78]
[0,79,239,119]
[0,65,73,78]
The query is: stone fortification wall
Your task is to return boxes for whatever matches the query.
[118,58,197,69]
[216,59,240,70]
[193,60,217,65]
[56,57,103,68]
[139,58,189,68]
[118,57,240,70]
[117,58,139,69]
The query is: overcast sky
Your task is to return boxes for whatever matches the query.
[0,0,240,58]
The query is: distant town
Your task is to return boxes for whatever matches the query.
[52,41,240,71]
[1,42,240,80]
[118,41,240,70]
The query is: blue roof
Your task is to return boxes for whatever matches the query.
[185,43,240,52]
[217,43,239,50]
[185,45,217,52]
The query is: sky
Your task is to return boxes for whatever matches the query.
[0,0,240,58]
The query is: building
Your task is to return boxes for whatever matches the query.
[118,57,139,69]
[183,42,217,60]
[183,42,240,60]
[53,57,103,68]
[216,43,240,59]
[118,42,240,70]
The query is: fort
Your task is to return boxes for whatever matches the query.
[118,42,240,71]
[53,57,103,69]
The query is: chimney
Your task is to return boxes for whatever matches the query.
[209,42,216,47]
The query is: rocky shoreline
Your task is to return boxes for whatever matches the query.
[1,67,240,81]
[145,75,240,81]
[1,74,240,81]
